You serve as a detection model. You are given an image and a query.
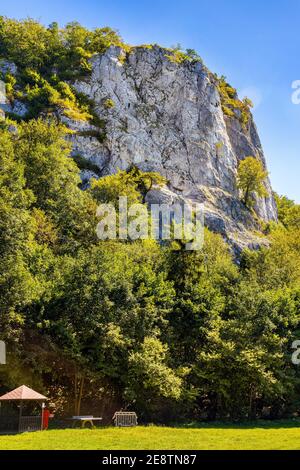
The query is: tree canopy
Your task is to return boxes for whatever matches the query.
[237,156,268,208]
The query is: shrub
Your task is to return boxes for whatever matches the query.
[103,98,115,109]
[218,77,253,128]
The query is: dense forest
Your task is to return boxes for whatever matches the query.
[0,18,300,423]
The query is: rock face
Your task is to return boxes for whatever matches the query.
[0,61,28,117]
[70,45,276,251]
[0,59,17,76]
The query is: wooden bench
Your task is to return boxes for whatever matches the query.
[113,412,138,427]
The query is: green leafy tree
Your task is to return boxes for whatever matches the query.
[0,125,54,343]
[15,118,98,252]
[275,193,300,230]
[0,17,51,69]
[126,337,183,414]
[90,166,166,206]
[90,169,142,207]
[185,48,202,62]
[237,156,268,208]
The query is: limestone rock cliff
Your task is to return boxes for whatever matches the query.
[37,47,281,250]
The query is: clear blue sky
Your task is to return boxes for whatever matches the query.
[2,0,300,201]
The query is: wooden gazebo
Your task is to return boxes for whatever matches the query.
[0,385,48,433]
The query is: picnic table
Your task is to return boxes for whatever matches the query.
[70,415,103,428]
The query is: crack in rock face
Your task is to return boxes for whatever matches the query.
[70,45,277,253]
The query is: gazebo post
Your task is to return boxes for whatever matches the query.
[18,399,23,433]
[41,402,45,430]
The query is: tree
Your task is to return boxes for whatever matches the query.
[0,17,51,69]
[90,27,123,54]
[125,337,183,417]
[0,125,57,344]
[90,166,166,206]
[15,118,98,252]
[275,193,300,230]
[38,240,175,401]
[90,169,142,207]
[237,156,268,208]
[167,230,238,371]
[127,166,166,203]
[241,226,300,290]
[185,49,202,62]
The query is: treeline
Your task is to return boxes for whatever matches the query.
[0,117,300,421]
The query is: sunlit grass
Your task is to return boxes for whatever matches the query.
[1,421,300,450]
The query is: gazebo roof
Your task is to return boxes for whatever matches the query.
[0,385,48,401]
